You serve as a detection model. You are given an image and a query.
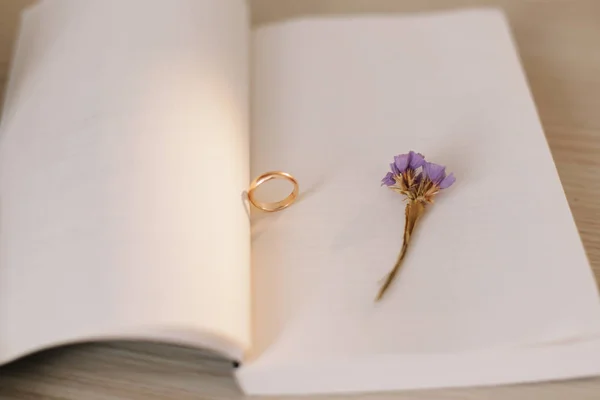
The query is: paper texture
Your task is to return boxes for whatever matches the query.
[238,9,600,394]
[0,0,250,363]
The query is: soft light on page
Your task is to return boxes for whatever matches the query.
[0,0,251,362]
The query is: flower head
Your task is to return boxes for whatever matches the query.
[394,151,425,173]
[381,171,396,186]
[381,151,425,187]
[382,152,455,202]
[423,162,455,189]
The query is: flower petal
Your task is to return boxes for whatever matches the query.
[439,172,456,189]
[390,162,401,176]
[394,154,410,173]
[381,172,396,186]
[424,162,446,184]
[408,151,426,169]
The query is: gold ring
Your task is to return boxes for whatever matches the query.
[248,171,299,212]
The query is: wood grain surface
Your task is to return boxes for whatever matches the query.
[1,0,600,398]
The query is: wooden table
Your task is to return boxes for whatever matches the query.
[1,0,600,398]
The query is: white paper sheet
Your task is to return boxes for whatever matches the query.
[0,0,251,363]
[239,8,600,394]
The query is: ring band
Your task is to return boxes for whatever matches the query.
[248,171,299,212]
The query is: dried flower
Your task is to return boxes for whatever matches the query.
[376,152,455,301]
[381,151,427,198]
[394,151,426,172]
[424,162,455,189]
[381,172,396,187]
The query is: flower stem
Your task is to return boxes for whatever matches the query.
[376,200,425,301]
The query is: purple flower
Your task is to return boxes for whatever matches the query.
[439,173,456,189]
[378,152,456,300]
[394,151,425,173]
[424,162,455,189]
[382,151,428,188]
[381,172,396,186]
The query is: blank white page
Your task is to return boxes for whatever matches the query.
[239,9,600,394]
[0,0,250,363]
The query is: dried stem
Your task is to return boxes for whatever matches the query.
[376,200,425,301]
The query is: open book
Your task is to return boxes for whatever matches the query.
[2,0,600,395]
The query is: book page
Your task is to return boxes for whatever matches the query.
[240,9,600,394]
[0,0,250,363]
